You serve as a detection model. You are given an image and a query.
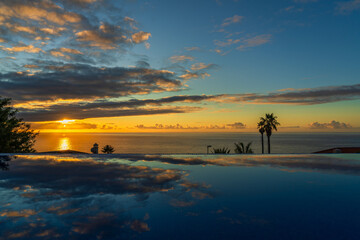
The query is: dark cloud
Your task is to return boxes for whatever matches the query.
[20,106,201,121]
[224,84,360,105]
[11,82,359,122]
[3,74,358,121]
[0,63,183,102]
[226,122,246,129]
[309,120,352,129]
[15,94,218,121]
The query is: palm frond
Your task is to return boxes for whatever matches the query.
[212,147,230,154]
[234,142,253,154]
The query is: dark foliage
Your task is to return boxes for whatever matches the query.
[260,113,280,154]
[234,142,254,154]
[0,97,38,153]
[212,147,231,154]
[102,145,115,154]
[0,155,11,170]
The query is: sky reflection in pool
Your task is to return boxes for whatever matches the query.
[1,154,360,239]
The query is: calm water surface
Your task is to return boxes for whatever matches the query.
[1,153,360,239]
[35,132,360,154]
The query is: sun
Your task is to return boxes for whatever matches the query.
[57,119,75,126]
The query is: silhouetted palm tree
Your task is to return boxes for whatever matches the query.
[263,113,280,154]
[212,147,231,154]
[234,142,254,154]
[257,120,265,154]
[102,145,115,154]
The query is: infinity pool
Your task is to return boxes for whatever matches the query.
[1,154,360,239]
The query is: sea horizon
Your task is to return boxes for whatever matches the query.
[34,132,360,154]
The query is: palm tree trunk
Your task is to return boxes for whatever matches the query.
[261,133,264,154]
[267,135,271,154]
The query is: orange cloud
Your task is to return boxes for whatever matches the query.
[0,3,81,26]
[50,51,66,57]
[59,47,83,54]
[4,23,36,34]
[24,64,40,68]
[1,44,44,53]
[180,70,210,80]
[131,31,151,43]
[40,27,66,35]
[76,30,117,49]
[0,209,37,218]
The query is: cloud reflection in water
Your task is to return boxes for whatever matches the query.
[0,155,212,239]
[1,154,360,239]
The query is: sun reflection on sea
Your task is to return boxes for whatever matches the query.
[58,137,71,151]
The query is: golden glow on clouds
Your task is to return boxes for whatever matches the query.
[13,99,92,109]
[131,31,151,43]
[27,100,360,133]
[0,44,44,53]
[0,2,81,26]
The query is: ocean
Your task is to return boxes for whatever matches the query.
[34,132,360,154]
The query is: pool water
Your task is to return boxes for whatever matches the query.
[1,154,360,239]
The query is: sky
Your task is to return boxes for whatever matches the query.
[0,0,359,132]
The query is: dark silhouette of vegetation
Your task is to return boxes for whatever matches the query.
[102,145,115,154]
[0,97,38,153]
[257,120,265,154]
[234,142,254,154]
[91,143,99,154]
[212,147,230,154]
[260,113,280,154]
[0,155,11,170]
[207,145,212,154]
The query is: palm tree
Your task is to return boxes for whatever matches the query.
[263,113,280,154]
[102,145,115,154]
[212,147,231,154]
[257,120,265,154]
[234,142,254,154]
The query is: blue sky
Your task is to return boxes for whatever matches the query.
[126,0,360,92]
[0,0,359,131]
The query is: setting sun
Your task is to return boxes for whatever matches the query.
[57,119,75,125]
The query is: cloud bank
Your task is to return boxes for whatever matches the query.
[309,120,352,129]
